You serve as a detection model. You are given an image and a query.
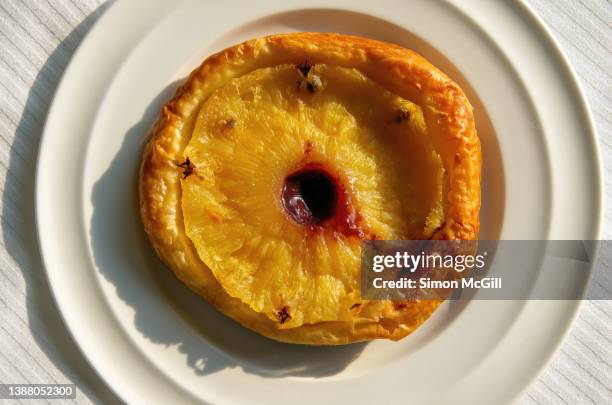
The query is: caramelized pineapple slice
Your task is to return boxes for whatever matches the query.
[182,64,444,328]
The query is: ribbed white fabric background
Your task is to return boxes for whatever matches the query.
[0,1,609,404]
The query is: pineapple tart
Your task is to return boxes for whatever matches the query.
[140,33,481,345]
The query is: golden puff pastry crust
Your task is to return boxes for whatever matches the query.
[139,33,481,345]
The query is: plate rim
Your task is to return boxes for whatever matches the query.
[504,0,604,400]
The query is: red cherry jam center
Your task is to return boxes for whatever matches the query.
[282,167,336,224]
[281,163,365,238]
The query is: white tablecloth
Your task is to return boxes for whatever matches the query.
[0,1,609,403]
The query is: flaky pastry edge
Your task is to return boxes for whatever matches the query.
[139,33,481,345]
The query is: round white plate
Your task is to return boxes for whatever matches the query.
[36,0,602,404]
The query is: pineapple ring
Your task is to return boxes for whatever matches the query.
[140,33,481,345]
[182,65,446,328]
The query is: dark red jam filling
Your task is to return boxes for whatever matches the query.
[281,163,365,238]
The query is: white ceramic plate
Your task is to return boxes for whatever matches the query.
[36,0,602,404]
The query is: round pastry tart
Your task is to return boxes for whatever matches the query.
[140,33,481,345]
